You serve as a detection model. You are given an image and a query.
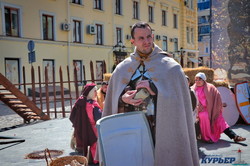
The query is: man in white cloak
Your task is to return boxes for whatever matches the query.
[102,22,199,166]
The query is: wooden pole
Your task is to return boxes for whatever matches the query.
[53,66,57,118]
[103,60,107,74]
[59,67,65,118]
[74,66,79,99]
[31,66,36,103]
[83,65,86,85]
[67,66,72,110]
[38,66,43,111]
[90,61,95,83]
[22,66,26,96]
[45,67,50,117]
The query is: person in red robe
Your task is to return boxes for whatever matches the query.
[70,83,102,164]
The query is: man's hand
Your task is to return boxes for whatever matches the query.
[122,90,143,106]
[136,80,156,95]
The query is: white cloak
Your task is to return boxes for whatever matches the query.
[103,44,200,166]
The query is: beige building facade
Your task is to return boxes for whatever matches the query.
[0,0,198,87]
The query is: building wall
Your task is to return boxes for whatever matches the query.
[182,1,199,68]
[0,0,198,88]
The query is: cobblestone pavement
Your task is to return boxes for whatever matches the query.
[0,99,75,131]
[0,102,24,130]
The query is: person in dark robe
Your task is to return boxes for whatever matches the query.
[70,83,102,164]
[97,81,108,109]
[186,75,200,139]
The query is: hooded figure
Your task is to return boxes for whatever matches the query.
[70,83,102,164]
[102,22,199,166]
[103,46,199,165]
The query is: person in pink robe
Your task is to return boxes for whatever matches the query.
[191,72,246,143]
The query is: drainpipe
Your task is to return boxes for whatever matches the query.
[209,0,212,68]
[110,1,115,73]
[67,0,71,70]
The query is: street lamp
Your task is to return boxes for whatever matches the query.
[113,41,127,62]
[113,41,126,52]
[112,41,127,70]
[180,47,184,67]
[176,47,185,67]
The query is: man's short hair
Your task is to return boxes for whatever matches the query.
[131,22,152,39]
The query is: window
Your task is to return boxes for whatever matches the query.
[43,59,55,83]
[4,7,19,37]
[96,24,103,45]
[133,1,139,19]
[188,61,195,68]
[191,28,194,43]
[96,61,104,82]
[115,0,122,15]
[162,36,168,51]
[198,36,203,41]
[73,60,83,85]
[190,0,194,9]
[198,57,203,66]
[198,16,207,24]
[162,10,167,26]
[42,14,54,40]
[116,27,122,44]
[198,1,210,10]
[207,15,211,23]
[94,0,102,10]
[174,38,178,52]
[1,3,23,37]
[73,20,81,43]
[205,47,209,53]
[148,6,154,23]
[199,25,210,34]
[173,14,178,29]
[186,0,194,9]
[5,58,20,85]
[186,27,190,43]
[72,0,82,5]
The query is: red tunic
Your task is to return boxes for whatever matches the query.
[70,96,102,163]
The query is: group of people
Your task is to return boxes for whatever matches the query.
[69,21,246,166]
